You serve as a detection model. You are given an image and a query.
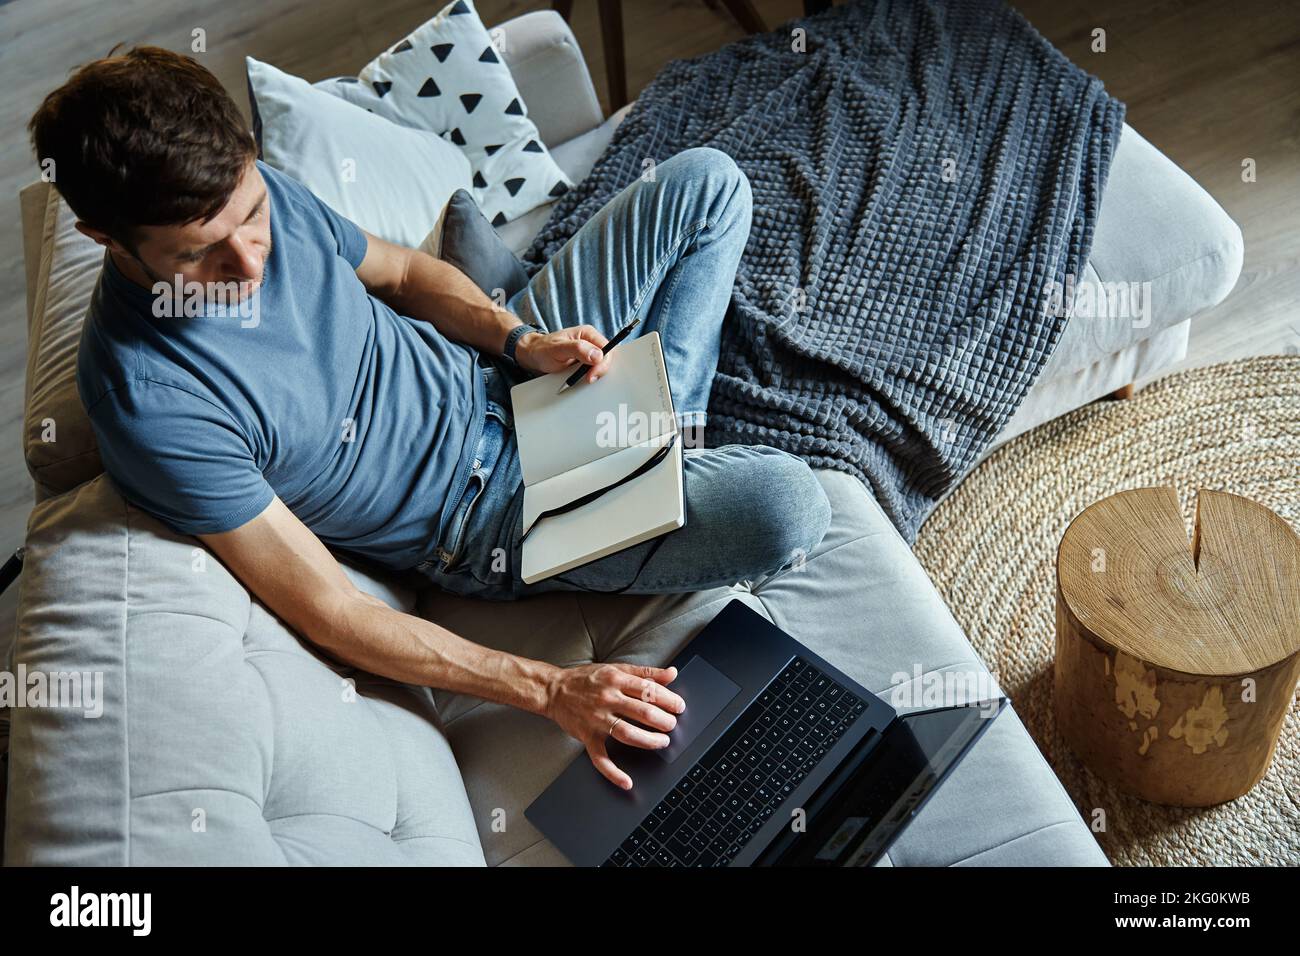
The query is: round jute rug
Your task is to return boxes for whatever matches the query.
[913,356,1300,866]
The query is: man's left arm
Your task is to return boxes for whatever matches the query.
[354,229,613,383]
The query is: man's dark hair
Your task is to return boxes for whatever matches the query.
[28,45,256,248]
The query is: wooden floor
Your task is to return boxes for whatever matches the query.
[0,0,1296,648]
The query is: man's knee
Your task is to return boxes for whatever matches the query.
[657,147,752,225]
[737,452,832,573]
[664,146,743,182]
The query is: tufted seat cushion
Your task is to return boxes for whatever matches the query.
[4,475,484,865]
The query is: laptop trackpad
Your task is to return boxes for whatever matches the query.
[655,655,741,764]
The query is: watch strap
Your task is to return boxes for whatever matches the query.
[502,323,538,366]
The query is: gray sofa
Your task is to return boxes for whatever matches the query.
[2,11,1241,866]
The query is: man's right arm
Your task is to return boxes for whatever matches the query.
[199,497,685,789]
[85,381,685,786]
[200,494,553,710]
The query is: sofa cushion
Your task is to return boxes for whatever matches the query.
[994,321,1190,448]
[426,189,531,300]
[417,469,1109,866]
[433,105,632,267]
[247,56,474,250]
[491,10,604,148]
[4,475,484,866]
[1036,124,1243,381]
[496,104,632,256]
[319,0,573,226]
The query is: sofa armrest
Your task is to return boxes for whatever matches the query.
[495,10,604,147]
[20,180,52,337]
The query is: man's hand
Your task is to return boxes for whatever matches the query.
[544,662,685,789]
[515,324,612,384]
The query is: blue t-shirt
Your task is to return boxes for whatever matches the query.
[76,161,486,570]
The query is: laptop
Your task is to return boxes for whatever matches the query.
[525,599,1008,867]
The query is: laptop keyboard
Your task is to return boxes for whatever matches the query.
[602,656,870,867]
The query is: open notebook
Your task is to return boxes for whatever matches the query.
[510,331,685,584]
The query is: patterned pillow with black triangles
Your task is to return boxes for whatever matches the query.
[321,0,572,225]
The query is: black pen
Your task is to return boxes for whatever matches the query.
[556,317,641,394]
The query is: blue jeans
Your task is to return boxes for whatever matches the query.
[417,148,832,599]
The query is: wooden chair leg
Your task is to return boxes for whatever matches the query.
[717,0,767,33]
[1108,383,1136,400]
[568,0,765,115]
[597,0,628,112]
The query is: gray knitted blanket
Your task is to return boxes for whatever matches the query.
[523,0,1125,540]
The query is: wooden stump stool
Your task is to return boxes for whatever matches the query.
[1054,488,1300,806]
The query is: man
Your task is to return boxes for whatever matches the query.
[30,47,831,789]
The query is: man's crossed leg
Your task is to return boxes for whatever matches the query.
[429,148,832,599]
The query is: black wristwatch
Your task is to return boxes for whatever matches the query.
[502,322,539,368]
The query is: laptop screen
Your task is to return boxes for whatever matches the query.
[764,699,1007,867]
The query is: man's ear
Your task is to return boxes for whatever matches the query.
[73,220,119,250]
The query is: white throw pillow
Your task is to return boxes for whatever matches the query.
[320,0,573,226]
[246,57,473,249]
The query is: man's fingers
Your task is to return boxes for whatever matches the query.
[559,339,601,367]
[610,714,672,751]
[587,741,632,790]
[567,327,608,381]
[577,325,610,349]
[578,341,604,365]
[557,340,606,383]
[618,693,679,733]
[619,663,680,688]
[614,665,685,713]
